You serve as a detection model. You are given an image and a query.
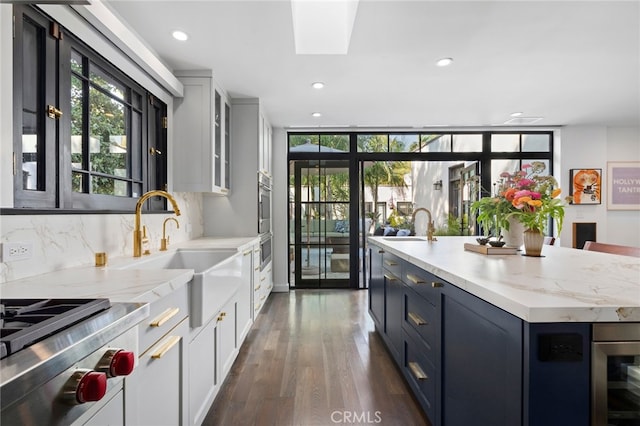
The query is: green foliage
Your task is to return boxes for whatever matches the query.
[70,61,128,195]
[435,214,471,236]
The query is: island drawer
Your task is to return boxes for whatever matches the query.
[404,263,442,307]
[403,287,437,357]
[138,285,189,354]
[382,252,402,277]
[403,329,436,421]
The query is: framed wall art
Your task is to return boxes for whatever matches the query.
[569,168,602,205]
[607,161,640,210]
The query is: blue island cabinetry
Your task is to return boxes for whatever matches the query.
[368,241,591,426]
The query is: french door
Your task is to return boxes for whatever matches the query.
[290,160,352,288]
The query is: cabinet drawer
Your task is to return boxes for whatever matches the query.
[403,330,436,421]
[403,288,437,359]
[382,252,402,277]
[139,285,189,354]
[404,263,443,307]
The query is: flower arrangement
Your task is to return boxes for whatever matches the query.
[471,162,565,236]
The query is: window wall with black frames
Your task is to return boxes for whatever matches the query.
[288,132,554,290]
[11,5,167,212]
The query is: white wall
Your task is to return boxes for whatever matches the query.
[559,125,640,247]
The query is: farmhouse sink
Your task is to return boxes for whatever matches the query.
[116,249,237,272]
[116,249,241,328]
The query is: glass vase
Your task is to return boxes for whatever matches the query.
[501,216,525,248]
[523,229,545,256]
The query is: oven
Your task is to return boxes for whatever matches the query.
[0,299,149,425]
[258,171,271,235]
[260,232,272,271]
[592,323,640,426]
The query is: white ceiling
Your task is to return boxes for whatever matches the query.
[106,0,640,130]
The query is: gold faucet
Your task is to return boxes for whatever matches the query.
[160,217,180,251]
[412,207,437,242]
[134,190,181,257]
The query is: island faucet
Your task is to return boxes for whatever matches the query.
[412,207,437,242]
[133,190,181,257]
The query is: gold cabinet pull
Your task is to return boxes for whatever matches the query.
[254,266,260,271]
[148,147,162,156]
[409,362,428,381]
[384,260,398,266]
[151,335,180,359]
[260,295,266,301]
[383,274,398,282]
[261,276,266,282]
[406,274,426,284]
[408,312,427,326]
[254,249,260,253]
[431,282,444,288]
[150,307,179,327]
[267,267,272,273]
[255,284,261,291]
[243,250,252,256]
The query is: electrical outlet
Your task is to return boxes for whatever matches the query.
[1,242,34,262]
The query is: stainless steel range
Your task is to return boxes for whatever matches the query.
[0,298,149,425]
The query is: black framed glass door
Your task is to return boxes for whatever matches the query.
[290,160,351,288]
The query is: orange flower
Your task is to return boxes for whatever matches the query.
[503,187,517,201]
[551,188,561,198]
[528,199,543,208]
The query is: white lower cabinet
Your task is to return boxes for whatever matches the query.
[126,285,189,426]
[188,316,218,426]
[254,261,273,317]
[237,248,253,344]
[126,318,189,426]
[79,389,124,426]
[188,294,239,426]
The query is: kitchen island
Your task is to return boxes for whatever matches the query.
[368,236,640,426]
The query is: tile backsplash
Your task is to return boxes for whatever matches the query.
[0,192,203,283]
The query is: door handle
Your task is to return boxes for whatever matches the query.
[47,105,63,119]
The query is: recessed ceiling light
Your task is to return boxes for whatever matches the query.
[311,112,322,117]
[510,112,524,117]
[311,82,325,89]
[436,57,453,67]
[172,30,188,41]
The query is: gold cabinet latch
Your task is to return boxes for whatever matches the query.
[47,105,63,119]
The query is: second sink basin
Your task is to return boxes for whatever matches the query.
[383,237,427,241]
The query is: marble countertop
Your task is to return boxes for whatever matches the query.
[0,236,260,304]
[369,236,640,323]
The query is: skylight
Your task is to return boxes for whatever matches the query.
[291,0,360,55]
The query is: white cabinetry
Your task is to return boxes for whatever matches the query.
[126,285,189,426]
[255,261,273,317]
[173,70,230,194]
[188,295,239,426]
[259,113,272,177]
[238,247,254,342]
[203,97,271,237]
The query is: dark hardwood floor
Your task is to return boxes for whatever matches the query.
[203,290,430,426]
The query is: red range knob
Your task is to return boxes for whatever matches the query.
[76,371,107,403]
[110,350,135,377]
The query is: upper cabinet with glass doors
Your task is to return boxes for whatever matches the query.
[173,70,230,194]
